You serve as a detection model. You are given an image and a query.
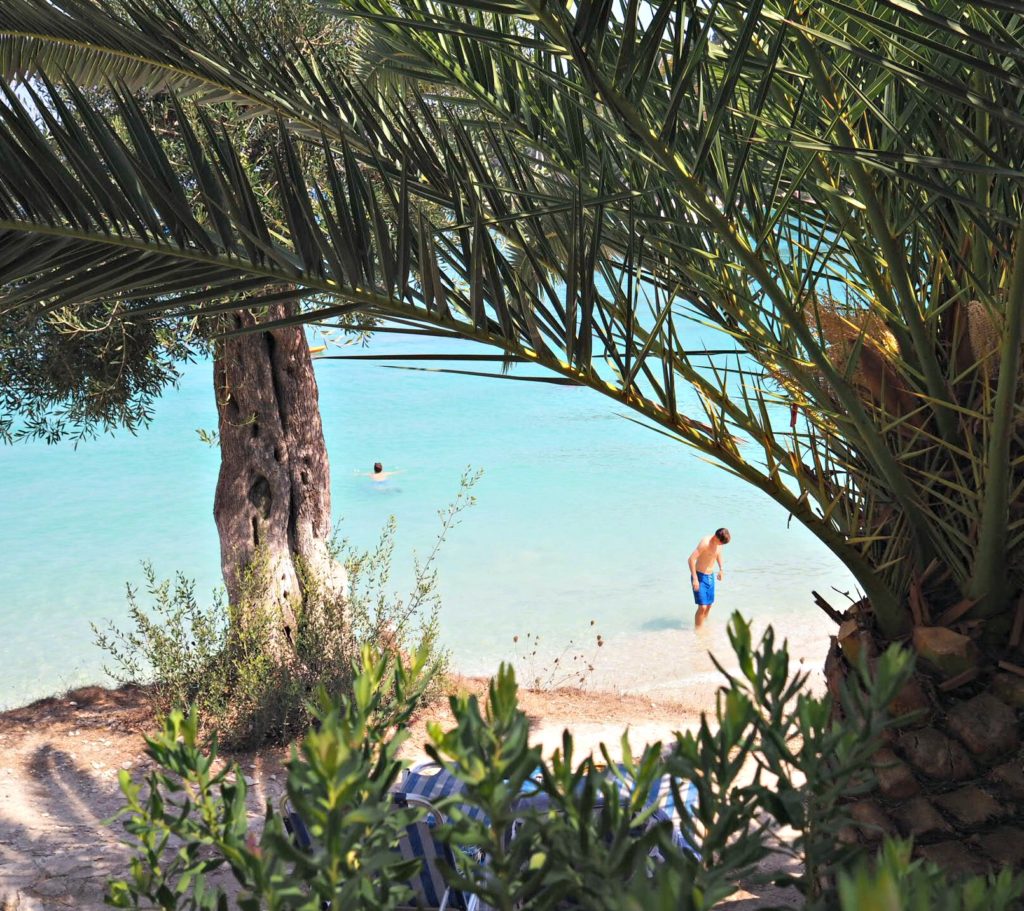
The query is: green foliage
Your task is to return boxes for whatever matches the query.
[106,646,434,910]
[12,0,1024,624]
[92,472,476,746]
[0,300,198,444]
[106,616,1023,910]
[710,622,916,901]
[837,840,1024,911]
[93,565,232,722]
[0,0,362,447]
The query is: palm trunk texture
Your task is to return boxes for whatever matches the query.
[824,598,1024,873]
[213,303,347,660]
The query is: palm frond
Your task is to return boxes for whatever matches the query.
[6,0,1024,625]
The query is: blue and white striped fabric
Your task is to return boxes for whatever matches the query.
[398,763,491,825]
[396,762,700,855]
[282,791,477,910]
[392,792,471,910]
[615,765,700,857]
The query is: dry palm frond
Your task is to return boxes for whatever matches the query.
[772,295,918,425]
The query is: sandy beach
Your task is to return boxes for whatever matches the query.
[0,676,802,910]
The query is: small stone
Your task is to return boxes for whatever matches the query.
[993,673,1024,709]
[933,786,1005,826]
[848,800,895,841]
[973,826,1024,867]
[916,840,990,875]
[891,796,949,838]
[872,748,920,800]
[243,775,255,786]
[946,693,1019,758]
[989,760,1024,799]
[897,727,975,781]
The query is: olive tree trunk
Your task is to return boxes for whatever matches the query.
[213,303,347,660]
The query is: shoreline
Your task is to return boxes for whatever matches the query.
[0,604,837,714]
[0,677,800,910]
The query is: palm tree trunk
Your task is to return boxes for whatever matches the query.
[824,599,1024,874]
[212,302,347,661]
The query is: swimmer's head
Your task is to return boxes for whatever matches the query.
[715,528,731,544]
[374,462,383,473]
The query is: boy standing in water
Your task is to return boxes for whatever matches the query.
[688,528,731,628]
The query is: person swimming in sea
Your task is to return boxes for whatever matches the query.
[362,462,403,483]
[687,528,730,629]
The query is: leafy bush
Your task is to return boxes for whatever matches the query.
[107,646,435,911]
[92,566,233,722]
[94,473,477,746]
[105,615,1024,910]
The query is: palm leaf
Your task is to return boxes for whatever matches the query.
[6,0,1024,626]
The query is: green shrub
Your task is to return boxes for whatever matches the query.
[837,839,1022,911]
[92,566,233,722]
[107,645,435,911]
[105,615,1024,909]
[94,473,477,746]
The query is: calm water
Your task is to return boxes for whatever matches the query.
[0,332,855,708]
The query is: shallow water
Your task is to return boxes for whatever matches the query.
[0,333,855,708]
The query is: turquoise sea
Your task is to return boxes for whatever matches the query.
[0,331,856,709]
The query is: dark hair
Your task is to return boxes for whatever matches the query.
[373,462,383,473]
[715,528,731,544]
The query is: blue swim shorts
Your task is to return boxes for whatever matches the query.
[693,572,715,606]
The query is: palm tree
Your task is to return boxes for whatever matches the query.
[2,0,1023,869]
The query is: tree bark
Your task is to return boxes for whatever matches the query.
[824,597,1024,875]
[213,302,347,659]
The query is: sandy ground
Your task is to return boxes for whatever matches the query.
[0,679,800,910]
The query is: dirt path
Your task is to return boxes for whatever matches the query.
[0,682,797,910]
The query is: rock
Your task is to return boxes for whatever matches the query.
[243,775,255,786]
[848,800,895,841]
[897,727,975,781]
[891,797,949,838]
[933,786,1006,826]
[989,760,1024,799]
[872,748,920,799]
[992,673,1024,709]
[916,840,990,876]
[973,826,1024,867]
[946,693,1019,758]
